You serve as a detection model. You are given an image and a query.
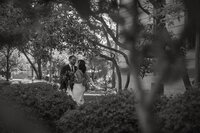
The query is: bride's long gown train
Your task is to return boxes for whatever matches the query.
[72,83,85,105]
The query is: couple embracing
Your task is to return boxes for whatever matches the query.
[60,55,90,105]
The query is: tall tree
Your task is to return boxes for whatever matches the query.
[138,0,192,90]
[0,45,17,81]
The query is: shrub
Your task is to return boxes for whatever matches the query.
[153,95,171,113]
[158,89,200,133]
[57,91,139,133]
[0,80,11,87]
[0,82,76,129]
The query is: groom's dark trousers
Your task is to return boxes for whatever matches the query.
[59,64,77,91]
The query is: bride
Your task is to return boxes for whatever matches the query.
[72,60,90,105]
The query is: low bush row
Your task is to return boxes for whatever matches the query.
[0,83,200,133]
[56,89,200,133]
[0,82,76,132]
[159,89,200,133]
[57,91,138,133]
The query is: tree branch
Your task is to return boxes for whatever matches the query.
[87,37,128,62]
[99,53,122,92]
[21,49,39,77]
[137,0,151,15]
[91,14,128,49]
[103,27,131,90]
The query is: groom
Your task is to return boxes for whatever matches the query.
[59,55,77,92]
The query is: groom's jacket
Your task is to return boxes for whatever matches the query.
[60,64,77,90]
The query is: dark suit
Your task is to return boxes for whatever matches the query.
[60,64,77,91]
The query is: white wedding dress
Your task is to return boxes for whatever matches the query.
[73,83,85,105]
[72,70,86,105]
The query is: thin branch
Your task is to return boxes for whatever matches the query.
[91,14,128,49]
[21,49,39,77]
[137,0,151,15]
[103,25,130,89]
[100,17,127,49]
[87,37,128,60]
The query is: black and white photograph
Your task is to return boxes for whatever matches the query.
[0,0,199,133]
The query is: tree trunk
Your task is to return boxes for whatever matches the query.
[49,49,53,82]
[37,59,42,80]
[150,0,166,96]
[138,1,166,133]
[124,72,130,90]
[103,27,130,90]
[115,8,130,90]
[22,50,39,78]
[99,54,122,93]
[111,64,116,88]
[31,66,34,82]
[92,67,95,80]
[113,59,122,92]
[2,45,14,81]
[195,31,200,88]
[182,67,192,90]
[123,55,131,90]
[115,12,119,62]
[5,48,10,81]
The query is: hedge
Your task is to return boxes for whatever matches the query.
[0,82,76,132]
[1,82,200,133]
[158,89,200,133]
[57,91,139,133]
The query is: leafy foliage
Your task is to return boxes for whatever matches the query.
[0,49,18,71]
[0,82,200,133]
[0,82,76,130]
[158,89,200,133]
[0,1,28,47]
[57,91,139,133]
